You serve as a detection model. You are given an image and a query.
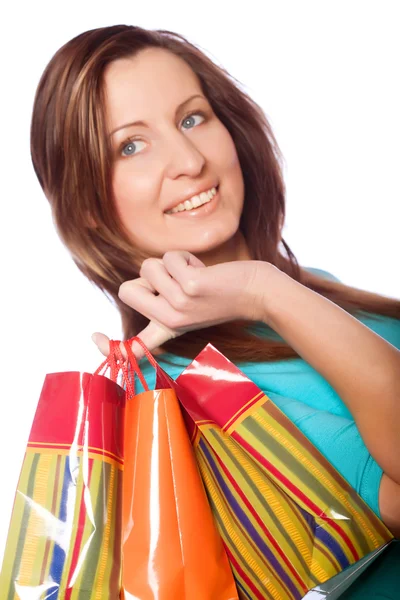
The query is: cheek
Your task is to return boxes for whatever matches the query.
[209,127,245,206]
[207,124,243,181]
[112,162,160,221]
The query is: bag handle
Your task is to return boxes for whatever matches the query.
[125,336,158,369]
[94,336,156,398]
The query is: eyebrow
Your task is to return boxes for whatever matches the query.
[108,94,206,137]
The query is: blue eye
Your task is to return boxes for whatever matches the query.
[181,113,205,130]
[121,139,146,157]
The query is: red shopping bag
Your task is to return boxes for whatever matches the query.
[0,370,125,598]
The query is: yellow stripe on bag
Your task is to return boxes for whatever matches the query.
[0,453,35,593]
[25,446,123,470]
[199,423,346,594]
[202,426,313,579]
[70,459,103,600]
[238,413,360,566]
[198,450,291,600]
[18,454,53,586]
[196,448,295,600]
[250,409,383,554]
[309,546,335,584]
[99,468,121,599]
[31,453,60,585]
[93,463,116,599]
[201,426,316,591]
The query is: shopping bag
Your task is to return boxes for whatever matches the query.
[160,342,394,600]
[302,539,399,599]
[0,370,125,599]
[114,338,238,599]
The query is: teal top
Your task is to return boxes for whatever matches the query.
[134,268,400,518]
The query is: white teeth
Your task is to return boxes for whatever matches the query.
[167,186,218,214]
[191,196,202,208]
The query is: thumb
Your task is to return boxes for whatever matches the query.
[91,320,175,361]
[132,320,176,357]
[91,332,113,357]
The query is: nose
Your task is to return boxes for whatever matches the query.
[164,129,206,179]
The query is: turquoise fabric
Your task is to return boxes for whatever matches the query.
[134,267,400,519]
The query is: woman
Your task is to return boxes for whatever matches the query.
[31,21,399,565]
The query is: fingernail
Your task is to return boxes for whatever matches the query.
[91,333,100,346]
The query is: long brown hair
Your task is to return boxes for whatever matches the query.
[30,24,399,363]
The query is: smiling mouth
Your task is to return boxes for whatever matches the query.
[165,186,218,214]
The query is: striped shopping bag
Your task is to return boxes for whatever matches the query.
[158,343,394,600]
[0,371,125,599]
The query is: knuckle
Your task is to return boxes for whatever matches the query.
[118,281,130,299]
[163,251,175,262]
[172,293,188,311]
[119,278,142,303]
[183,277,199,296]
[139,258,152,276]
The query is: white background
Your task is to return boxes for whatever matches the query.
[0,0,399,567]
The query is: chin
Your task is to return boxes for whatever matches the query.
[184,227,241,256]
[137,219,241,258]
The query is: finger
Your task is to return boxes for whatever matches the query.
[119,277,179,325]
[91,332,129,360]
[118,275,163,315]
[162,251,205,292]
[129,276,157,293]
[91,332,111,357]
[140,259,185,308]
[92,321,175,362]
[131,321,176,357]
[118,274,157,308]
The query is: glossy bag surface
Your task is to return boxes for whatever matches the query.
[0,339,238,600]
[0,372,125,599]
[120,384,239,599]
[163,343,393,600]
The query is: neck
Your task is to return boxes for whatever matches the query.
[196,230,252,266]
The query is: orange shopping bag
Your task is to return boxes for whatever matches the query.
[98,338,238,600]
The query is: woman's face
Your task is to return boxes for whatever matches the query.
[104,48,246,261]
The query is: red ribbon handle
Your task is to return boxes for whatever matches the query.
[94,336,156,398]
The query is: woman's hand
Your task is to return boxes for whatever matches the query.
[92,250,272,359]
